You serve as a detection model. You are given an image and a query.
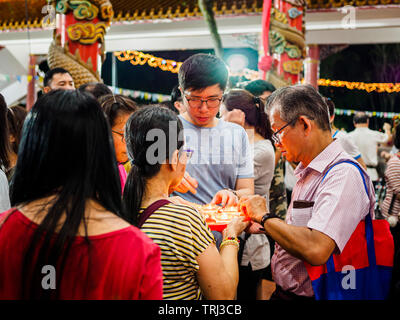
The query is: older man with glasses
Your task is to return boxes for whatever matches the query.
[240,84,375,300]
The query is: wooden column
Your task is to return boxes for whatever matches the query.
[26,54,36,111]
[304,44,320,89]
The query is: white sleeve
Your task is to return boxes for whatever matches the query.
[337,135,362,159]
[375,132,388,143]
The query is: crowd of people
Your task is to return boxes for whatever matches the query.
[0,53,399,300]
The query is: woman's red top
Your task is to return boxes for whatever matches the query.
[0,209,163,300]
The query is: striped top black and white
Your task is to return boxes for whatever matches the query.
[139,202,215,300]
[381,154,400,218]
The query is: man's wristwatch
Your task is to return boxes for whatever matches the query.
[260,212,279,226]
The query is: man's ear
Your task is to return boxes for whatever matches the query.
[174,101,182,113]
[43,86,51,94]
[298,115,312,136]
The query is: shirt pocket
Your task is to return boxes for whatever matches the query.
[291,207,313,227]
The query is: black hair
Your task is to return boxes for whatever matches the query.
[78,82,113,100]
[170,84,182,104]
[9,90,124,299]
[178,53,229,92]
[353,112,369,124]
[244,80,276,97]
[223,89,273,142]
[324,97,335,118]
[266,84,331,132]
[0,94,10,170]
[43,68,72,88]
[123,106,184,226]
[7,105,28,155]
[159,100,179,114]
[99,94,138,128]
[394,125,400,150]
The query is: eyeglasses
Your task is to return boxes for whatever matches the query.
[112,130,125,142]
[271,118,298,145]
[184,95,223,109]
[178,146,194,163]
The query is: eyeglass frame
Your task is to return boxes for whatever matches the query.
[112,130,125,142]
[272,115,316,145]
[178,145,194,162]
[271,117,299,145]
[183,94,223,109]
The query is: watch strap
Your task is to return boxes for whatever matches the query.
[260,212,279,226]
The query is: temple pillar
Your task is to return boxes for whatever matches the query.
[258,0,306,88]
[26,54,36,111]
[304,44,320,89]
[47,0,114,88]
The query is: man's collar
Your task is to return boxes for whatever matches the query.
[294,139,343,176]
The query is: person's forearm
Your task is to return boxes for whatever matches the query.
[236,187,253,198]
[262,218,331,265]
[219,245,239,293]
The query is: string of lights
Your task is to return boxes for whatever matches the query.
[113,50,182,74]
[318,78,400,94]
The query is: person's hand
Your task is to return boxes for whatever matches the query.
[168,196,197,206]
[222,109,245,128]
[172,172,198,194]
[383,122,392,132]
[380,150,392,162]
[244,221,266,234]
[239,195,268,224]
[211,189,238,207]
[223,215,250,238]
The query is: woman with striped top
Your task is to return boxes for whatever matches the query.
[381,125,400,222]
[123,106,249,300]
[381,125,400,299]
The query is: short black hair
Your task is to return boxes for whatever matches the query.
[43,68,71,87]
[170,85,182,104]
[78,82,113,100]
[178,53,229,92]
[353,112,369,124]
[324,97,335,117]
[159,100,179,115]
[244,80,276,97]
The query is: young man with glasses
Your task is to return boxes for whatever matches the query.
[173,53,254,211]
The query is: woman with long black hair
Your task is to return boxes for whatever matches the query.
[221,88,275,300]
[123,105,249,300]
[0,94,11,212]
[0,90,163,299]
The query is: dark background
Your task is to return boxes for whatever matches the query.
[99,44,400,132]
[101,48,259,95]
